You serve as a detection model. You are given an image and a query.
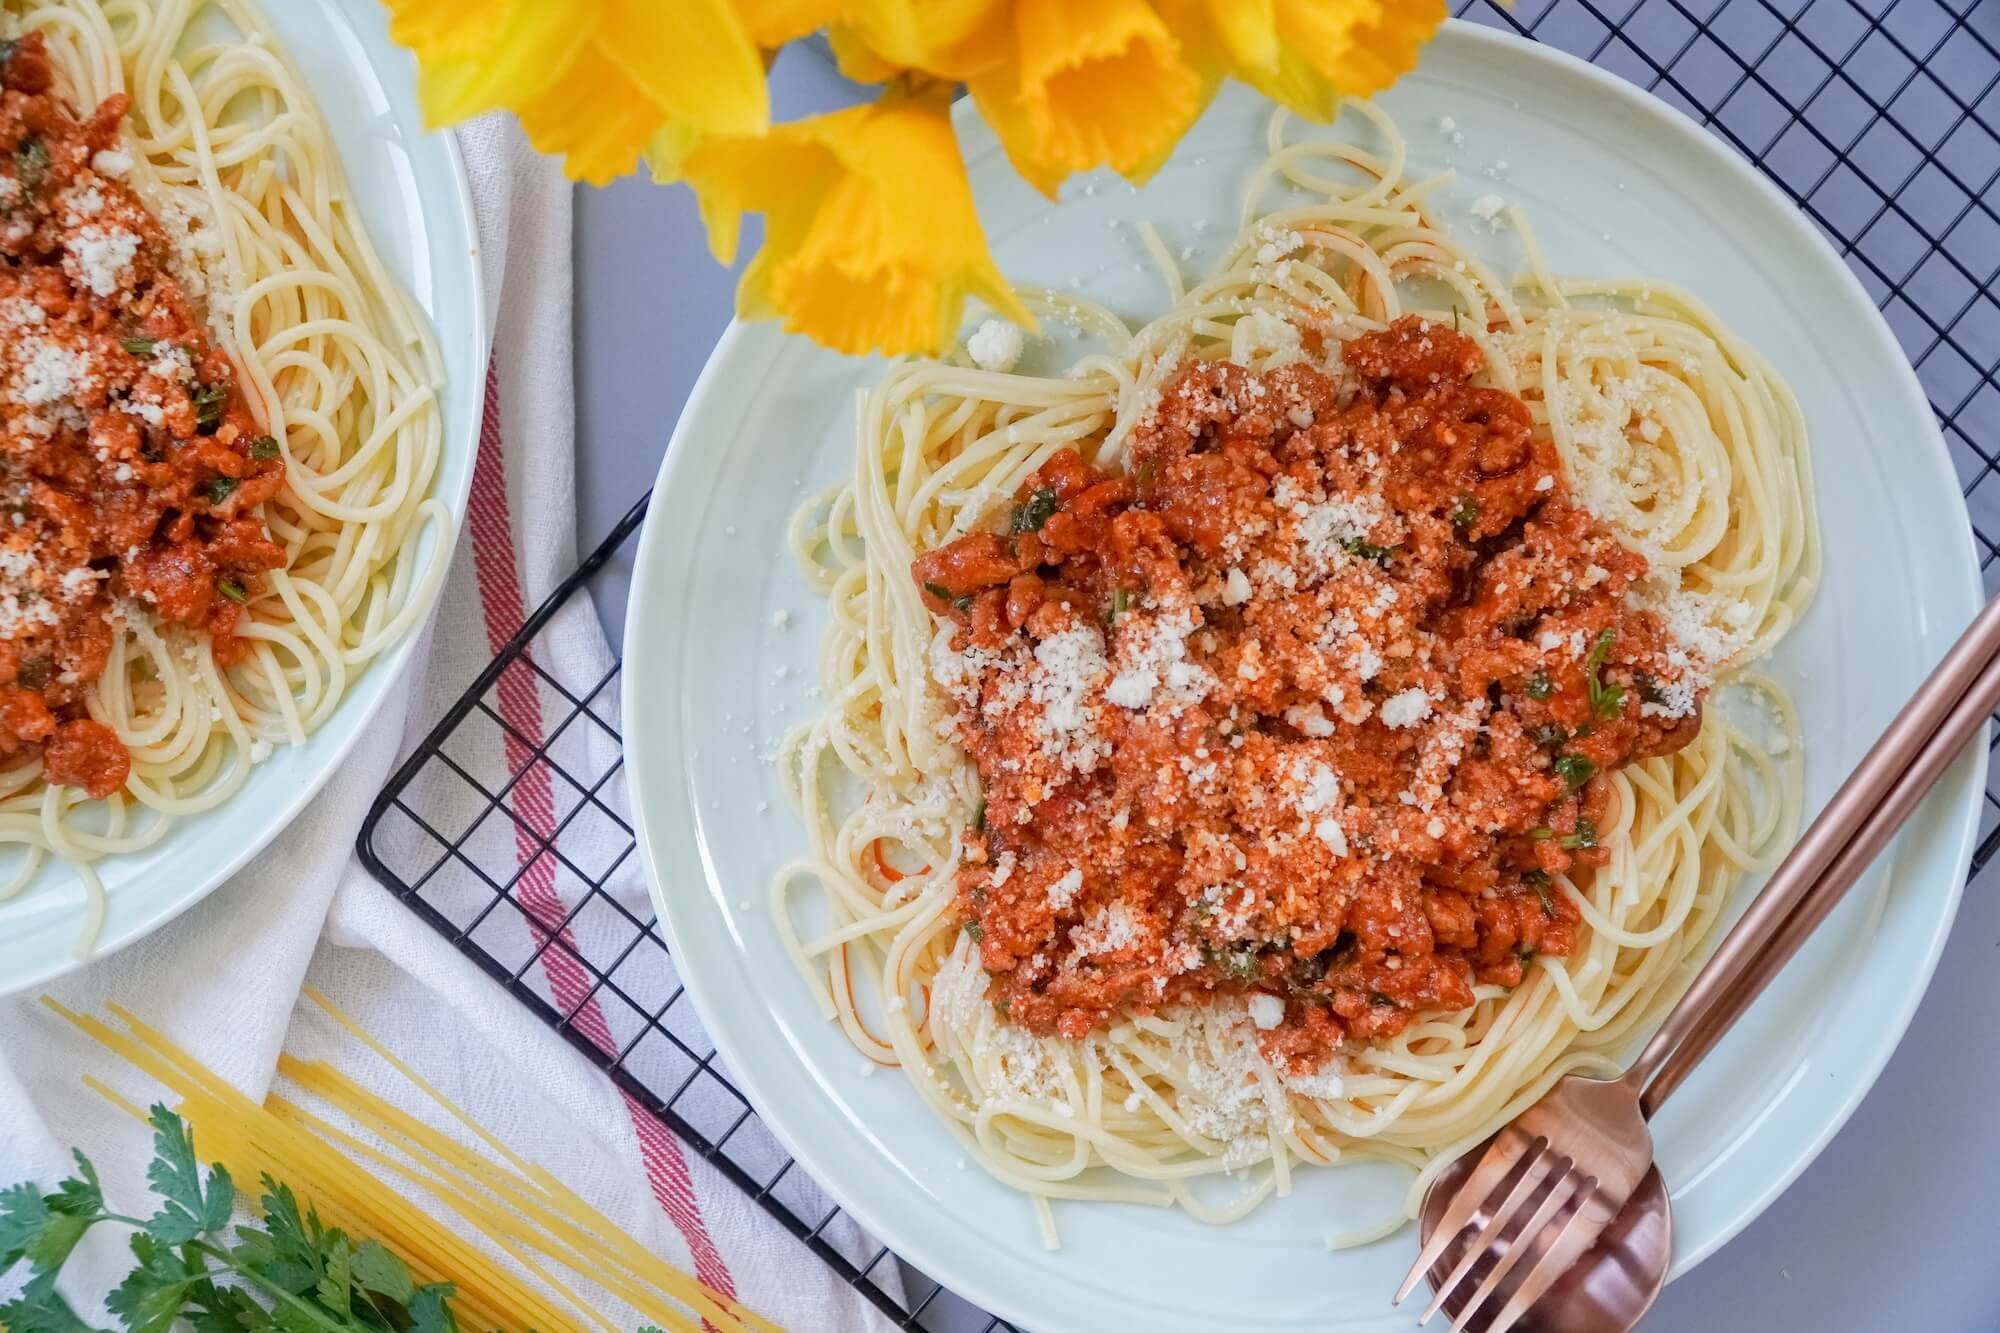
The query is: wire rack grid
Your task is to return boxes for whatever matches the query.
[357,1,2000,1328]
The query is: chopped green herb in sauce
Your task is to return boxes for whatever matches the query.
[192,382,228,429]
[1553,753,1595,788]
[1558,819,1598,851]
[16,136,48,196]
[1010,487,1058,534]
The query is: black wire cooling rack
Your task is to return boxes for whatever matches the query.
[357,1,2000,1327]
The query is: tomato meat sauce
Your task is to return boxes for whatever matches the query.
[0,34,283,797]
[914,317,1709,1074]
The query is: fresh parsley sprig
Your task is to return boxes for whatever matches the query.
[1,1104,476,1333]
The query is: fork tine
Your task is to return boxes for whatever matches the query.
[1481,1183,1621,1333]
[1446,1166,1586,1333]
[1394,1130,1541,1304]
[1414,1147,1559,1326]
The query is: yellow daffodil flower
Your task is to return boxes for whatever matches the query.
[675,89,1035,357]
[383,0,1447,356]
[384,0,770,185]
[1161,0,1447,122]
[965,0,1204,197]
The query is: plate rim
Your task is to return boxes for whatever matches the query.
[624,18,1986,1329]
[0,4,488,996]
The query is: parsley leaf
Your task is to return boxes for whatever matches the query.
[1203,946,1259,980]
[350,1238,414,1303]
[1450,496,1479,530]
[412,1283,462,1333]
[107,1232,199,1333]
[191,383,228,430]
[216,577,246,604]
[1,1268,98,1333]
[1010,487,1058,534]
[248,435,281,461]
[1559,818,1598,851]
[16,137,49,196]
[1105,587,1128,623]
[962,920,983,941]
[206,475,238,506]
[1525,671,1552,700]
[1340,537,1396,565]
[23,1209,90,1272]
[1583,628,1624,718]
[0,1181,49,1268]
[1553,753,1595,789]
[1525,876,1557,917]
[142,1104,232,1245]
[121,337,158,358]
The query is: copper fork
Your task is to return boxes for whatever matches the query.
[1394,589,2000,1332]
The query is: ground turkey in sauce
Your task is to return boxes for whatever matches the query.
[0,34,284,797]
[913,316,1708,1075]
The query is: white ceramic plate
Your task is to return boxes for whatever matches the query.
[623,23,1983,1332]
[0,0,484,995]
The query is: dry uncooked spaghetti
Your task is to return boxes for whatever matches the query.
[52,991,779,1333]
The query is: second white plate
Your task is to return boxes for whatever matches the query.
[0,0,485,996]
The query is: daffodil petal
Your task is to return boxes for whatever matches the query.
[842,0,1009,75]
[1010,0,1203,182]
[965,70,1065,198]
[828,23,904,83]
[597,0,768,139]
[410,0,590,127]
[382,0,507,63]
[681,123,842,264]
[512,40,665,185]
[645,122,707,186]
[689,94,1031,356]
[1201,0,1279,70]
[1241,47,1342,122]
[1279,0,1446,98]
[736,0,843,48]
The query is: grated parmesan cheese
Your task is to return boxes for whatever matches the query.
[967,319,1025,373]
[1380,688,1433,729]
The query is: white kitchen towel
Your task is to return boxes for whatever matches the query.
[0,115,893,1332]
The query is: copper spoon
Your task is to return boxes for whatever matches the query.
[1403,590,2000,1331]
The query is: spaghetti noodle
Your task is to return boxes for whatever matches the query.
[0,0,448,950]
[777,101,1817,1244]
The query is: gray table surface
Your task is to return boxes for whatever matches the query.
[572,49,2000,1333]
